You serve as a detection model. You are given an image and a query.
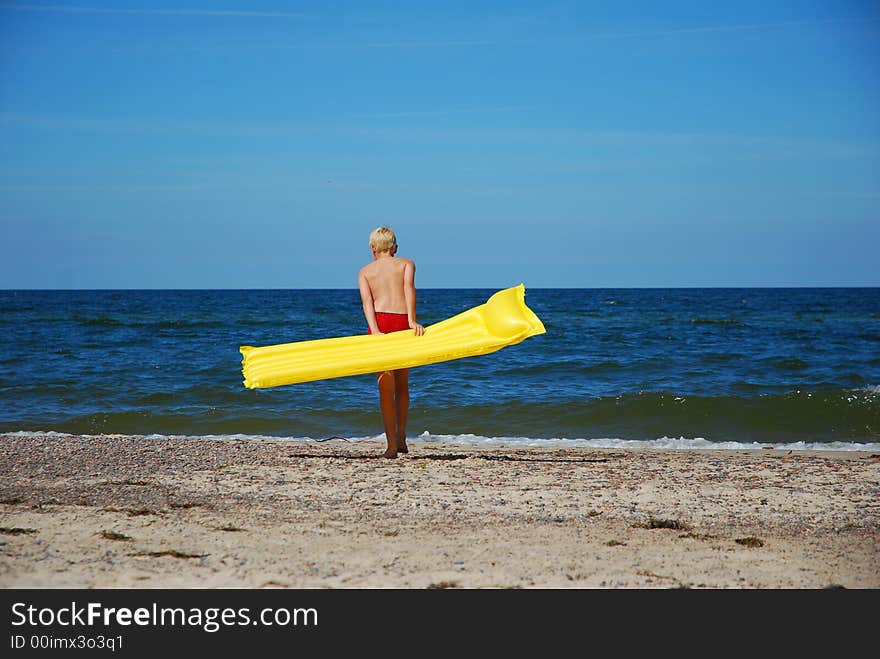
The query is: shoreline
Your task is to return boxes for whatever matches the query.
[1,433,878,588]
[3,430,878,453]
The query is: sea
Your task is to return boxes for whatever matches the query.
[1,288,879,451]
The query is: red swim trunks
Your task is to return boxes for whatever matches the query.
[369,312,410,334]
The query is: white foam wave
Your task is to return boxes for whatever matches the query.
[412,432,880,451]
[3,430,878,452]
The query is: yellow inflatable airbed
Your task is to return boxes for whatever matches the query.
[240,284,545,389]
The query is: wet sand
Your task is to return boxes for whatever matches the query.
[1,433,878,588]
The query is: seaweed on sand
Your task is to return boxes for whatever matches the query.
[633,517,691,531]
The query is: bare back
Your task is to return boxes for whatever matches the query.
[360,256,411,314]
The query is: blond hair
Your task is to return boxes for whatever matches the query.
[369,226,397,253]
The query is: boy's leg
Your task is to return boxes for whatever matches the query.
[376,371,398,458]
[393,368,410,453]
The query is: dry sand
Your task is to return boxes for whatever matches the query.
[1,433,878,589]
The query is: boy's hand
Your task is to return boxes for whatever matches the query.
[410,321,425,336]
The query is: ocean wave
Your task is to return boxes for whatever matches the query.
[498,360,626,377]
[2,430,877,452]
[412,432,880,452]
[703,352,744,363]
[760,357,810,370]
[690,317,746,327]
[3,387,878,444]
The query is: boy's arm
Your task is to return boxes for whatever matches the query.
[403,260,425,336]
[358,270,382,334]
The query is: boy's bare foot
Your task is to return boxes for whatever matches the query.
[382,449,398,459]
[397,437,409,454]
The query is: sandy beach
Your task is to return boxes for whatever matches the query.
[0,433,877,589]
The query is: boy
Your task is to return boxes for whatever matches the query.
[358,227,425,459]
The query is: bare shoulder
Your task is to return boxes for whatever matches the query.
[358,262,375,277]
[399,257,416,268]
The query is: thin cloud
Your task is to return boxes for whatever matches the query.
[2,7,873,43]
[358,39,536,49]
[367,105,532,118]
[218,18,880,50]
[0,3,309,18]
[2,7,874,56]
[2,112,876,161]
[573,16,879,42]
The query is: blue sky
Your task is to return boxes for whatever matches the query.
[1,1,878,288]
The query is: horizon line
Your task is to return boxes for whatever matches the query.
[3,285,879,292]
